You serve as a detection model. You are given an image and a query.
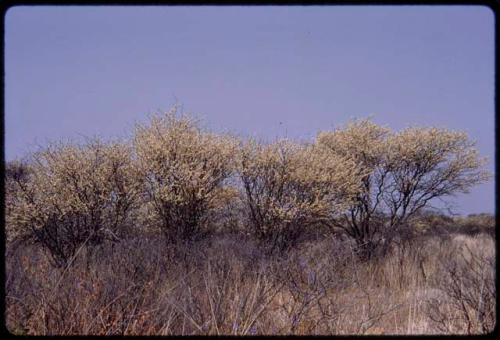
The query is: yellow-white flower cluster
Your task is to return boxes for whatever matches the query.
[237,138,363,240]
[133,108,238,236]
[6,139,141,244]
[315,119,490,243]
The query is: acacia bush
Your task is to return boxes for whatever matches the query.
[237,139,361,254]
[5,139,141,267]
[133,107,237,243]
[316,119,490,259]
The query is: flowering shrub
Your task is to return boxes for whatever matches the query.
[317,119,490,259]
[237,139,361,253]
[133,107,237,242]
[6,139,141,266]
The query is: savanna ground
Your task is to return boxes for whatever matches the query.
[5,212,495,335]
[4,111,496,335]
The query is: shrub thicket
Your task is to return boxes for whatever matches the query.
[5,109,491,261]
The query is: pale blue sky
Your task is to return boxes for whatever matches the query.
[5,5,495,214]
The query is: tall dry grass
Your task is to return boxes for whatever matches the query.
[5,219,495,335]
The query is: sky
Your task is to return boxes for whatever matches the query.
[5,5,495,215]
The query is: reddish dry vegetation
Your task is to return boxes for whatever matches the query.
[5,214,495,335]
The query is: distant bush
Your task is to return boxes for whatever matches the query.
[454,214,495,237]
[410,211,495,238]
[410,210,455,236]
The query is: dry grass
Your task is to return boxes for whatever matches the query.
[5,219,496,335]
